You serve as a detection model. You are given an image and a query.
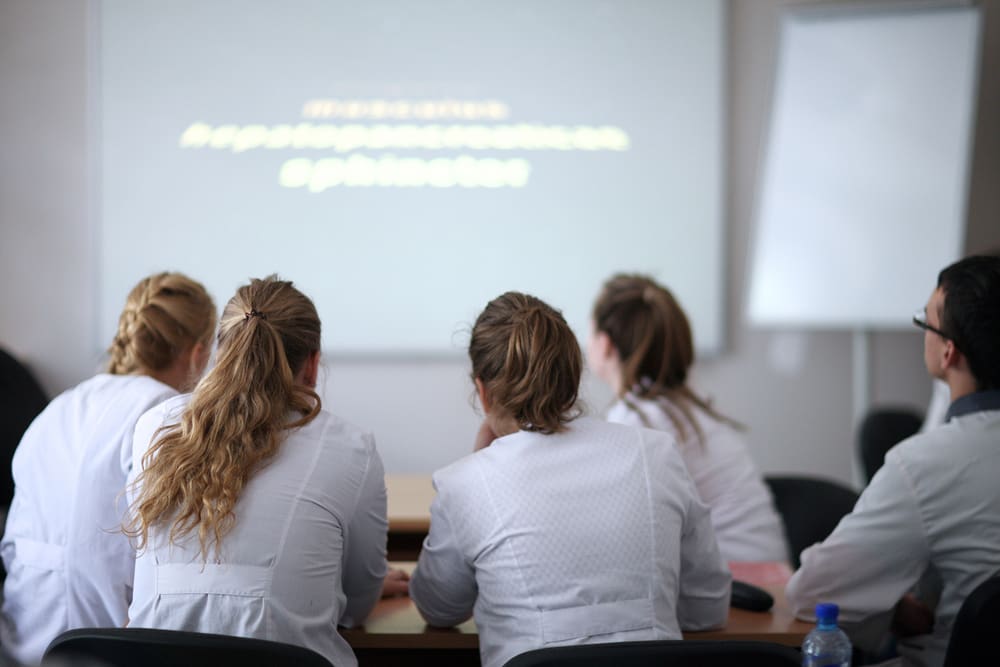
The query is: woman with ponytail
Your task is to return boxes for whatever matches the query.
[124,276,388,667]
[588,274,787,564]
[1,272,216,665]
[410,292,730,667]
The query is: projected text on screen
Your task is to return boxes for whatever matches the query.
[178,98,630,191]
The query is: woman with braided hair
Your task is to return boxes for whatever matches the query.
[1,272,216,665]
[124,276,388,667]
[410,292,730,667]
[588,273,787,564]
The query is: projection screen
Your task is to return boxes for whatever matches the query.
[97,0,726,354]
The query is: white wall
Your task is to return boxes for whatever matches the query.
[0,1,96,386]
[3,0,998,486]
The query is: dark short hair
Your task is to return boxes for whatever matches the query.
[937,255,1000,390]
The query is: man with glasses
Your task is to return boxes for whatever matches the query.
[917,248,1000,434]
[786,255,1000,667]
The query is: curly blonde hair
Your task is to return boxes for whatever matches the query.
[125,276,321,561]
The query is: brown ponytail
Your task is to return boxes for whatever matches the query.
[107,272,216,375]
[592,274,742,444]
[125,276,321,561]
[469,292,581,434]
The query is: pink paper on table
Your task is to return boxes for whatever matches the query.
[728,561,794,587]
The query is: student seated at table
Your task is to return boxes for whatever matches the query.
[1,272,216,666]
[409,292,731,667]
[786,255,1000,667]
[588,274,787,564]
[125,277,388,667]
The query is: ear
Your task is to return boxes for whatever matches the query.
[592,330,615,362]
[299,350,321,388]
[941,340,964,372]
[475,377,492,414]
[187,340,211,376]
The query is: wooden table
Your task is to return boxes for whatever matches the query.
[343,562,812,665]
[386,475,435,532]
[385,475,434,560]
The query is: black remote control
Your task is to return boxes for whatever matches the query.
[730,580,775,612]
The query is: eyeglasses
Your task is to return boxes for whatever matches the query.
[913,308,950,340]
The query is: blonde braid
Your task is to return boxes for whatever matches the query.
[106,273,215,375]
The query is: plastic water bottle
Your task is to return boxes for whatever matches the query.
[802,602,852,666]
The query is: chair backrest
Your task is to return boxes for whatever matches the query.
[42,628,334,667]
[503,639,800,667]
[0,347,48,509]
[764,476,859,569]
[943,575,1000,667]
[857,408,922,483]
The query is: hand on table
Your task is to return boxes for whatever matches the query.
[891,593,934,638]
[381,568,411,598]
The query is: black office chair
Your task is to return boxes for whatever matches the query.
[503,639,800,667]
[857,407,922,484]
[42,628,334,667]
[943,576,1000,667]
[764,476,859,569]
[0,347,48,508]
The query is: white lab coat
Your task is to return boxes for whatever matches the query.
[409,416,731,667]
[127,395,388,667]
[1,373,178,666]
[919,379,950,433]
[786,408,1000,667]
[606,394,788,563]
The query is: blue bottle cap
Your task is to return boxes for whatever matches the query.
[815,602,840,625]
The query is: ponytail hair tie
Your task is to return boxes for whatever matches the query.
[244,309,267,322]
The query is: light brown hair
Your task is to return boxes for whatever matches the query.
[125,276,322,560]
[107,272,216,375]
[469,292,581,434]
[592,274,740,444]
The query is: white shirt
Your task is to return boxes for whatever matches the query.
[786,408,1000,667]
[126,395,387,667]
[1,373,177,666]
[606,395,788,563]
[919,379,950,433]
[409,416,731,667]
